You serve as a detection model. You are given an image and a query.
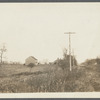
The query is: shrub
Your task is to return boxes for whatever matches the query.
[54,48,77,70]
[28,63,35,68]
[96,57,100,65]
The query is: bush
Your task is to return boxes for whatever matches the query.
[83,57,100,66]
[96,57,100,65]
[54,48,77,70]
[57,59,69,70]
[28,63,35,68]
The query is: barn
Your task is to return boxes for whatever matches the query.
[25,56,38,66]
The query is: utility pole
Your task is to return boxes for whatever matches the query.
[64,32,75,71]
[72,49,74,67]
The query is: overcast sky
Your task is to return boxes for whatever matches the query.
[0,3,100,63]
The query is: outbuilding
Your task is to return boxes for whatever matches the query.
[25,56,38,66]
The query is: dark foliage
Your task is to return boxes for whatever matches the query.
[54,48,77,70]
[96,57,100,65]
[28,63,35,68]
[82,57,100,66]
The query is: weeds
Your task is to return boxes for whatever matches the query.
[0,64,100,92]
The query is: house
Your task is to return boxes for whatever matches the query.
[25,56,38,66]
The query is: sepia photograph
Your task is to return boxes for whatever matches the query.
[0,3,100,95]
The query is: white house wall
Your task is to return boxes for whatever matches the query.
[25,57,38,65]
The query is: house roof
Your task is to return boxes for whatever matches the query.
[30,56,37,60]
[25,56,37,61]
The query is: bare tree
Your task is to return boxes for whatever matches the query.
[63,48,68,59]
[0,44,7,63]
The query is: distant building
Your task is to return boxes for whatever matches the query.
[25,56,38,66]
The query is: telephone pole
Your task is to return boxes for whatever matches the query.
[64,32,75,71]
[72,49,74,67]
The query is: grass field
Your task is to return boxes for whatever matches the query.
[0,63,100,92]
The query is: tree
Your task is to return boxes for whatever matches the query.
[96,57,100,65]
[63,48,68,59]
[0,44,7,63]
[55,48,77,70]
[63,48,77,66]
[28,63,35,72]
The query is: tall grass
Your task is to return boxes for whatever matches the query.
[0,63,100,92]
